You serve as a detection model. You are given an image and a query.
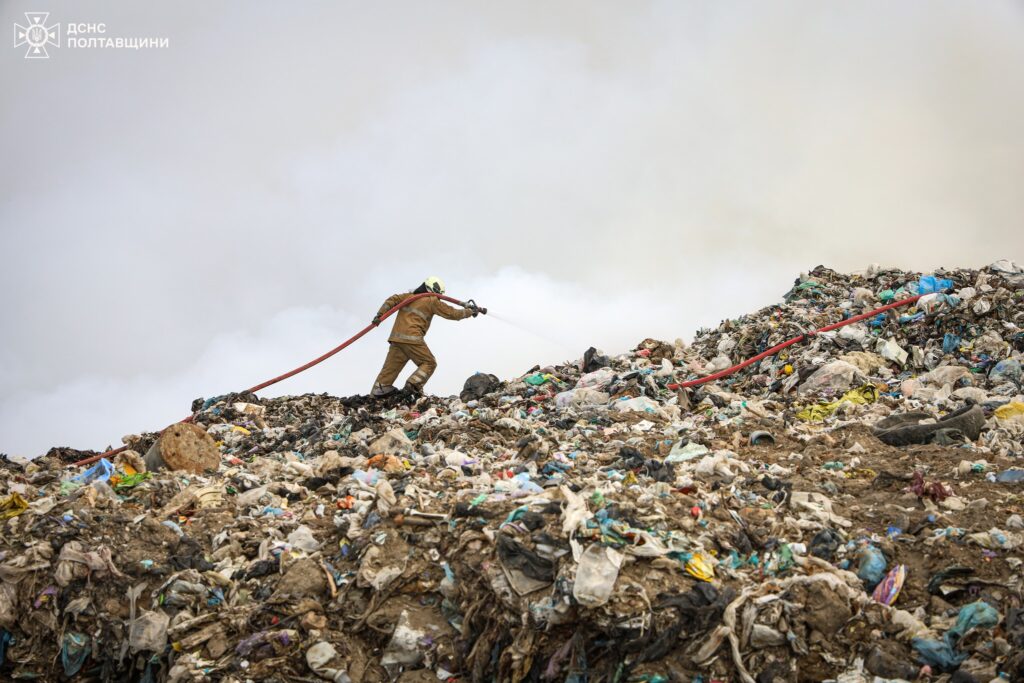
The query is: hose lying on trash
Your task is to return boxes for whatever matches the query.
[66,292,474,468]
[68,292,922,468]
[666,293,922,390]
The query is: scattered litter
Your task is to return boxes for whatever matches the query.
[2,262,1023,680]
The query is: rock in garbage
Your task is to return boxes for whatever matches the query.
[794,581,852,636]
[275,558,327,598]
[865,645,919,680]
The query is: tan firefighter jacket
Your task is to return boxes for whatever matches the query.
[376,292,472,344]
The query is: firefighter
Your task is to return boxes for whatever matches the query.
[370,276,478,396]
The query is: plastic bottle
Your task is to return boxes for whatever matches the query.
[573,544,622,607]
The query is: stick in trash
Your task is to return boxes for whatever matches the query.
[393,507,447,520]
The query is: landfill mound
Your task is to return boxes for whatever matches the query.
[3,262,1024,683]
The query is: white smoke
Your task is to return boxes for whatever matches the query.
[1,0,1022,456]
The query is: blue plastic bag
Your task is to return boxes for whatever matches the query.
[914,601,1002,671]
[989,359,1022,384]
[911,637,964,671]
[61,632,90,677]
[946,600,1000,643]
[918,275,954,294]
[942,333,961,354]
[856,545,887,588]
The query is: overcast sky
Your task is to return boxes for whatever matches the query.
[2,1,1023,457]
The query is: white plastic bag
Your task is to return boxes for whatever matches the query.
[573,544,622,607]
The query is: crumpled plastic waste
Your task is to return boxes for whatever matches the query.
[912,600,1001,671]
[60,632,90,677]
[70,458,114,484]
[798,360,865,395]
[572,544,622,607]
[856,544,888,588]
[306,641,352,682]
[128,609,169,653]
[871,564,906,605]
[796,385,878,421]
[460,372,501,402]
[380,610,428,667]
[1,262,1022,681]
[0,493,29,520]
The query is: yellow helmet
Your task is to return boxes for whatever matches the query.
[424,276,445,294]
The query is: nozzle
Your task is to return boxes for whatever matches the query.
[464,299,487,315]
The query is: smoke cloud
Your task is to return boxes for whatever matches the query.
[2,1,1022,456]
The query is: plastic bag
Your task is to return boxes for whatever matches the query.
[612,396,660,413]
[306,641,352,682]
[555,388,609,408]
[0,493,29,520]
[61,632,90,677]
[685,552,715,581]
[989,359,1021,384]
[665,442,709,463]
[856,545,887,588]
[798,360,863,395]
[577,367,616,390]
[994,402,1024,424]
[946,600,1000,643]
[871,564,906,605]
[796,385,877,422]
[573,544,622,607]
[694,450,750,478]
[911,637,963,671]
[917,275,953,294]
[381,610,427,666]
[996,469,1024,483]
[459,372,500,402]
[287,525,321,552]
[129,610,170,653]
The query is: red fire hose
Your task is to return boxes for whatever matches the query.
[67,292,923,468]
[67,292,475,468]
[666,294,922,390]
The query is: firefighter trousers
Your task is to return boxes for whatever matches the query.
[373,341,437,390]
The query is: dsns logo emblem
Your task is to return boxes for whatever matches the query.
[13,12,60,59]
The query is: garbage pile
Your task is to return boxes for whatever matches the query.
[2,262,1024,682]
